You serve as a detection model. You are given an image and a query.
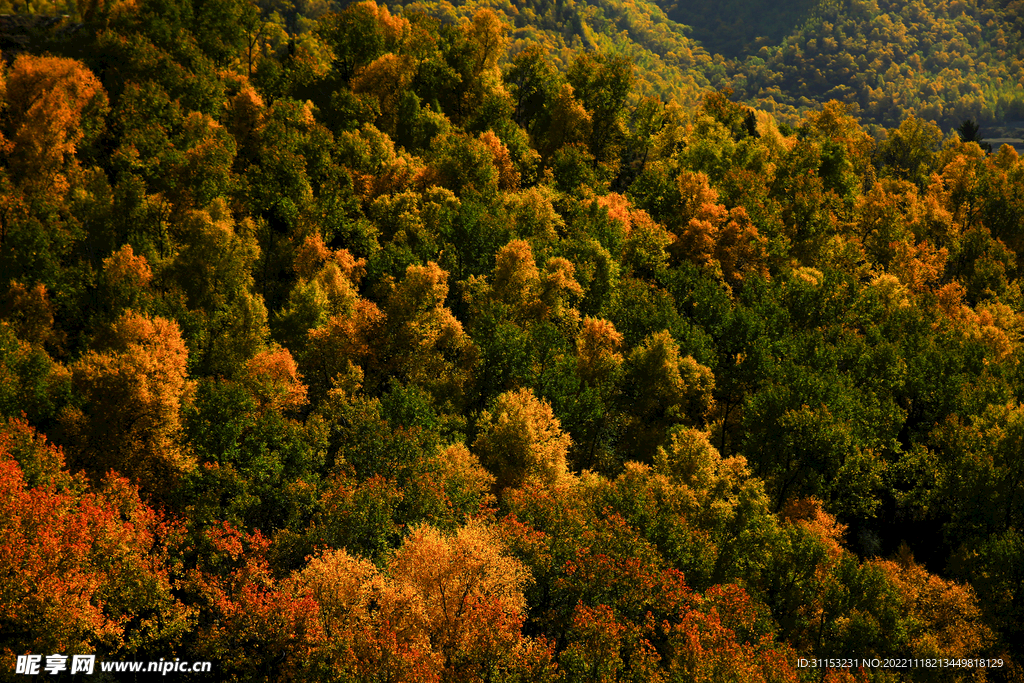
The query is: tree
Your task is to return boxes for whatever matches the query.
[163,199,269,377]
[286,520,542,682]
[503,44,558,136]
[186,524,321,682]
[619,330,715,462]
[1,54,108,193]
[389,520,532,681]
[316,0,408,82]
[473,387,571,491]
[878,116,943,188]
[351,53,415,137]
[566,52,633,168]
[956,119,991,154]
[485,239,583,323]
[378,261,477,408]
[0,425,191,665]
[61,311,195,492]
[423,131,500,196]
[287,545,438,682]
[873,546,994,665]
[98,244,155,318]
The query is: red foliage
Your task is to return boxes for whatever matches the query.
[0,422,190,662]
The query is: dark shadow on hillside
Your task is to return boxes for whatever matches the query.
[661,0,820,58]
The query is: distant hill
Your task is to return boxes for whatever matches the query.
[398,0,718,108]
[659,0,821,59]
[724,0,1024,129]
[396,0,1024,131]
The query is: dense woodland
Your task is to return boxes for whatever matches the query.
[2,0,1024,680]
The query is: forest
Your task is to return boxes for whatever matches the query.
[1,0,1024,680]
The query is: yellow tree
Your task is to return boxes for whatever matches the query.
[576,317,624,387]
[388,520,532,681]
[289,520,538,682]
[380,261,477,407]
[473,387,571,491]
[61,311,194,492]
[489,239,583,323]
[2,55,107,194]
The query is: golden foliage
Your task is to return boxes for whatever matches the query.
[389,520,530,672]
[474,387,572,491]
[576,316,624,385]
[672,171,769,286]
[103,244,152,289]
[480,131,520,191]
[352,53,416,136]
[306,299,384,394]
[873,546,994,663]
[62,312,194,490]
[492,239,541,311]
[243,347,308,413]
[380,262,476,404]
[290,520,531,681]
[3,54,107,192]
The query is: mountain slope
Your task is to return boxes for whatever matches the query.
[725,0,1024,128]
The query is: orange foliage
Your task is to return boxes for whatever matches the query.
[931,281,1019,360]
[474,387,572,491]
[889,238,948,294]
[0,428,189,662]
[558,603,663,683]
[189,525,324,680]
[285,520,535,682]
[664,584,800,683]
[294,233,367,283]
[389,520,530,677]
[3,55,107,191]
[102,244,153,289]
[61,312,194,490]
[243,347,308,413]
[490,239,582,321]
[350,0,409,44]
[480,131,520,191]
[781,496,847,559]
[672,171,769,286]
[223,86,265,151]
[873,546,994,663]
[492,239,541,311]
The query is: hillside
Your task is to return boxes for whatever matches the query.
[725,0,1024,129]
[660,0,821,59]
[2,0,1024,679]
[6,0,1024,129]
[396,0,718,108]
[393,0,1024,130]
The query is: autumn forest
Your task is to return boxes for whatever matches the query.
[1,0,1024,680]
